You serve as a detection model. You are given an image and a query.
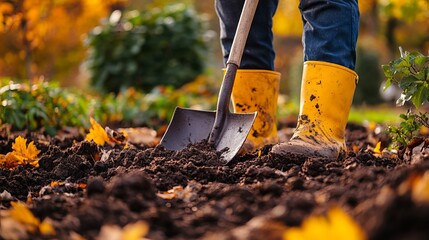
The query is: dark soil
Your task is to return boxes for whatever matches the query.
[1,122,429,240]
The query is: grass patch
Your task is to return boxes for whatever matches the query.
[349,105,402,125]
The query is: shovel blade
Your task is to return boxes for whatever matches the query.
[213,112,257,162]
[160,107,215,151]
[160,107,256,162]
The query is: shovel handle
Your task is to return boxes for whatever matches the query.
[227,0,259,67]
[209,0,259,145]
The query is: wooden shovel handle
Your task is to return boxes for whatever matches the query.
[227,0,259,67]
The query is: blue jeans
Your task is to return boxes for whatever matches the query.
[215,0,359,70]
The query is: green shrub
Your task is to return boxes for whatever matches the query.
[0,75,218,134]
[0,80,90,135]
[382,48,429,149]
[85,4,210,93]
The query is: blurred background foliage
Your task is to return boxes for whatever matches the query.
[0,0,428,132]
[85,3,210,93]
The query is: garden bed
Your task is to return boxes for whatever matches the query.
[1,122,429,240]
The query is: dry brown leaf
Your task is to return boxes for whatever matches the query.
[106,126,127,144]
[157,181,201,202]
[157,186,184,200]
[118,127,159,146]
[56,127,81,141]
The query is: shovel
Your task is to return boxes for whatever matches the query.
[160,0,259,162]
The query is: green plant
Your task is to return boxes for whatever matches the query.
[85,3,210,93]
[382,48,429,149]
[0,80,91,135]
[91,76,218,129]
[0,73,218,134]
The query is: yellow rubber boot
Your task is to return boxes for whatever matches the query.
[232,69,281,153]
[271,61,358,159]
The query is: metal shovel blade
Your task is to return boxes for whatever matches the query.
[160,106,256,162]
[212,111,257,162]
[160,107,215,151]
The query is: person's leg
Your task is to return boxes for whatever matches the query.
[215,0,281,152]
[215,0,278,70]
[300,0,359,69]
[272,0,360,159]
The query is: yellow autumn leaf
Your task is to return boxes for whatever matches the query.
[12,136,41,164]
[97,221,149,240]
[122,221,149,240]
[86,117,110,145]
[420,126,429,135]
[373,142,382,156]
[0,136,41,169]
[9,201,40,233]
[9,201,56,235]
[284,207,366,240]
[39,219,56,235]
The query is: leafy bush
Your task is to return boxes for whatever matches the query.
[91,75,218,128]
[85,4,210,93]
[383,49,429,107]
[382,48,429,149]
[0,80,90,135]
[0,75,218,134]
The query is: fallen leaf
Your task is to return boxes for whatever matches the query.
[50,181,64,187]
[96,221,149,240]
[122,221,149,240]
[352,144,359,153]
[399,171,429,203]
[55,127,81,141]
[283,207,366,240]
[157,186,184,200]
[106,126,127,144]
[86,117,110,146]
[118,127,159,146]
[420,126,429,135]
[157,181,201,202]
[7,201,56,235]
[39,219,56,235]
[373,142,382,156]
[0,136,41,169]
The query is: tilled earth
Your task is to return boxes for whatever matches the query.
[1,123,429,240]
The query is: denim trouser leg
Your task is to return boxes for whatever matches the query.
[300,0,359,70]
[215,0,359,71]
[215,0,278,70]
